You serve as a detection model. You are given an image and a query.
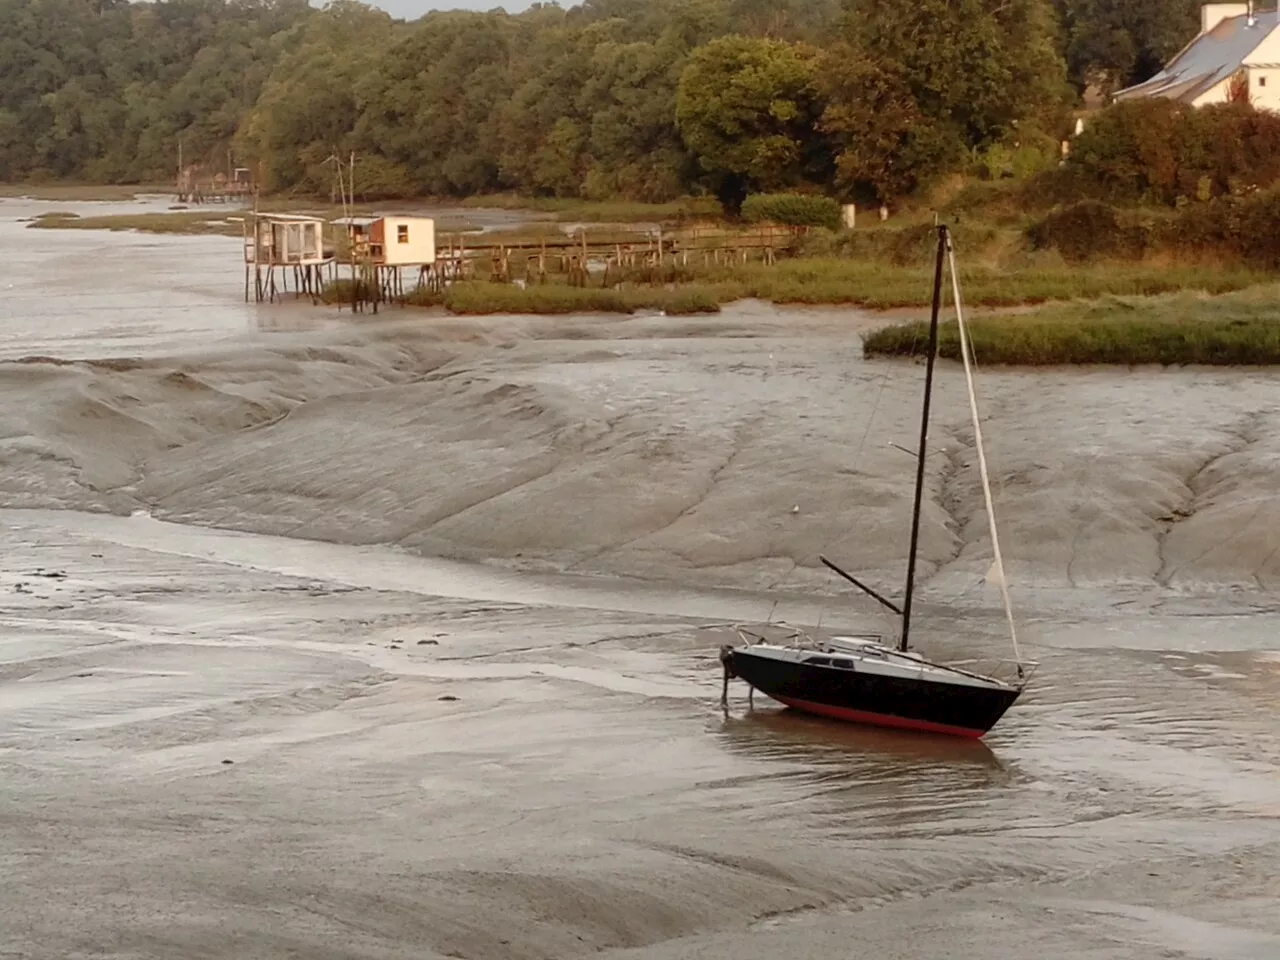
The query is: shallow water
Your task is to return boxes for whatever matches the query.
[1,198,1278,960]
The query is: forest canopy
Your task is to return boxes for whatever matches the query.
[0,0,1217,206]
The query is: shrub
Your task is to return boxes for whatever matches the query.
[836,222,1000,266]
[1062,99,1280,205]
[1026,200,1152,263]
[320,278,377,304]
[661,289,721,314]
[741,192,843,230]
[1158,187,1280,268]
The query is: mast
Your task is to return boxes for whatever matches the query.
[899,225,948,652]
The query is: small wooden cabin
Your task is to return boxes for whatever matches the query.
[245,213,329,267]
[337,215,436,266]
[241,212,334,303]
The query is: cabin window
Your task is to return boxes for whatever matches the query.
[1260,76,1268,88]
[832,659,853,670]
[398,224,409,244]
[805,656,832,666]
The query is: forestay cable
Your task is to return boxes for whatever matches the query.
[944,236,1022,665]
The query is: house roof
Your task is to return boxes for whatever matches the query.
[1114,11,1280,103]
[332,214,436,225]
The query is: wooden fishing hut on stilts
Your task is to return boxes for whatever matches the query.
[242,212,336,304]
[333,214,438,311]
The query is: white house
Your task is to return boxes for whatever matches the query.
[1113,3,1280,112]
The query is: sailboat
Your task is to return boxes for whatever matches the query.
[718,225,1033,739]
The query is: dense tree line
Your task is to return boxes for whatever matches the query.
[0,0,311,181]
[0,0,1227,207]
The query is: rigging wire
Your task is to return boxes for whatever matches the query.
[945,235,1022,666]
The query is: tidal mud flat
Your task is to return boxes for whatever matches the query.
[1,199,1278,959]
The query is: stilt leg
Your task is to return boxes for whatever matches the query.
[718,644,736,709]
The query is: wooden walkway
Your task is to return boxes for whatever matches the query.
[436,222,796,282]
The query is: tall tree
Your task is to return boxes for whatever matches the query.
[843,0,1071,149]
[1053,0,1201,95]
[675,35,828,209]
[816,45,951,204]
[817,0,1071,203]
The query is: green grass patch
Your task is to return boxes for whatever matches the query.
[457,193,723,223]
[685,259,1271,309]
[444,281,720,315]
[320,279,721,315]
[863,285,1280,365]
[27,210,243,236]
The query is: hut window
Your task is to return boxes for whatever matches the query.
[1261,76,1268,87]
[398,224,409,244]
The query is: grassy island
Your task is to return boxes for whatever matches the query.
[863,287,1280,366]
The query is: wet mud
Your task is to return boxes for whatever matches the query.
[1,199,1278,959]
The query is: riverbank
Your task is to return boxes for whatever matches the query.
[23,201,1272,311]
[0,181,709,221]
[15,194,1280,366]
[0,183,172,201]
[314,262,1274,333]
[323,279,724,315]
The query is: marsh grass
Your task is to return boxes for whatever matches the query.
[457,194,723,222]
[27,210,243,236]
[863,285,1280,365]
[687,259,1271,309]
[0,183,170,201]
[320,279,721,315]
[444,281,720,315]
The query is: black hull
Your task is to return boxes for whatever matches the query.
[728,650,1020,738]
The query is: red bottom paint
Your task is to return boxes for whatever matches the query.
[774,696,987,739]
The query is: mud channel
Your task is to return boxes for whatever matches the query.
[1,197,1277,960]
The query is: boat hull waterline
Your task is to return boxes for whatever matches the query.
[725,647,1021,739]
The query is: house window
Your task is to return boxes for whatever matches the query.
[397,224,409,244]
[1260,76,1268,87]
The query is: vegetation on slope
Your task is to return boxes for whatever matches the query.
[0,0,1217,212]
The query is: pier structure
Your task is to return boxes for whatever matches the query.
[177,164,254,204]
[234,213,799,306]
